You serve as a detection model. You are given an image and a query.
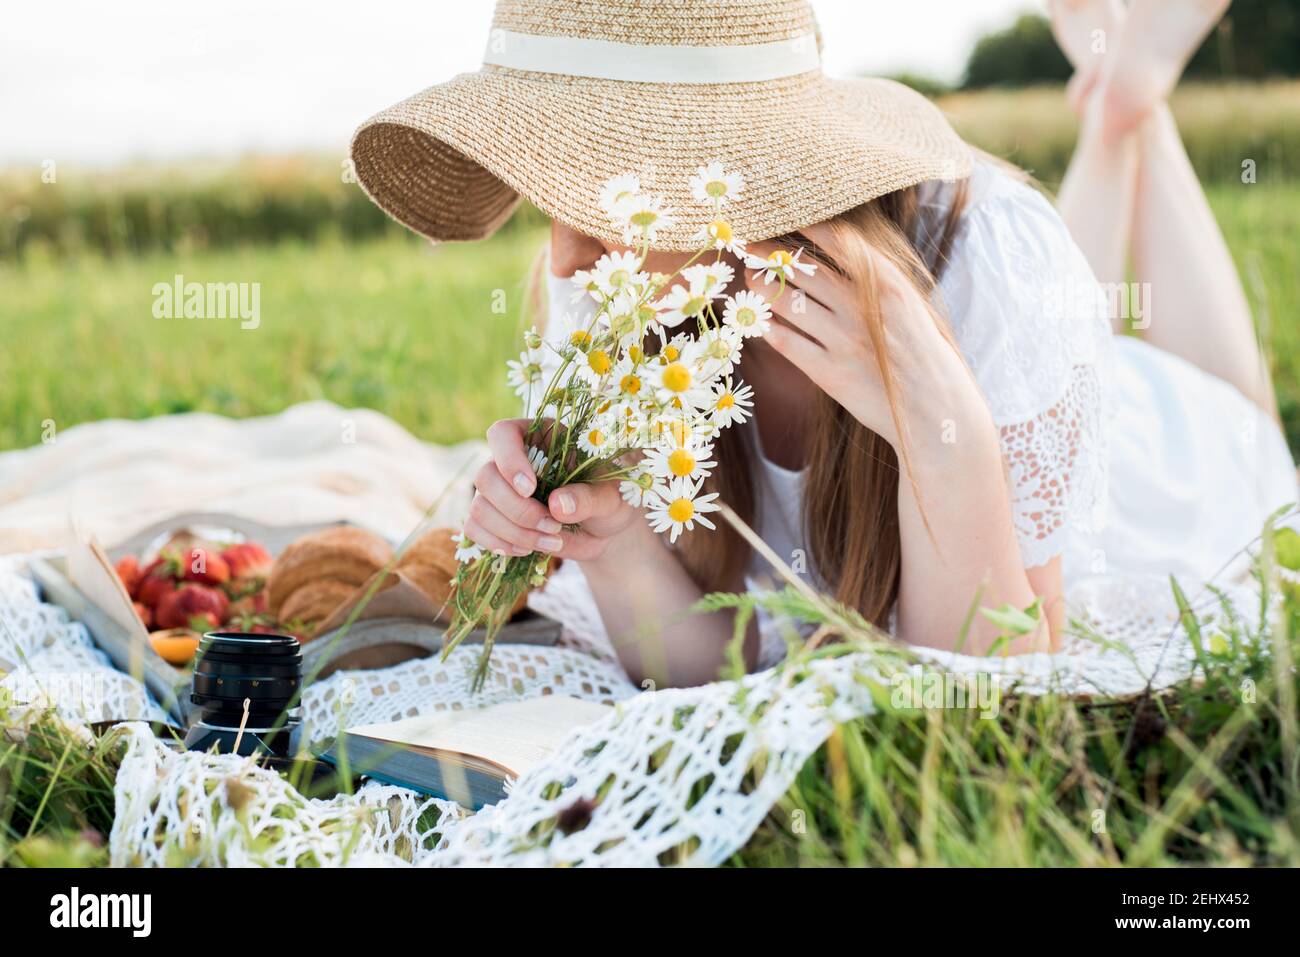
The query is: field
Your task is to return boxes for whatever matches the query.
[2,81,1299,867]
[3,184,1299,453]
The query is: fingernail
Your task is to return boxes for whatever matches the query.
[537,516,563,534]
[555,491,575,517]
[538,535,564,553]
[513,472,533,495]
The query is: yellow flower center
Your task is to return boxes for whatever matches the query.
[620,373,641,394]
[609,268,630,288]
[708,219,733,243]
[705,180,728,199]
[707,338,731,360]
[663,345,680,361]
[683,296,708,318]
[588,350,612,375]
[716,392,735,410]
[587,429,606,446]
[571,330,593,350]
[630,210,659,230]
[735,307,756,328]
[769,250,793,267]
[661,363,691,393]
[628,345,644,364]
[667,449,696,477]
[668,498,695,523]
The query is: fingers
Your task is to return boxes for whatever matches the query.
[745,270,840,348]
[465,492,565,557]
[763,317,828,379]
[473,458,560,530]
[486,418,540,497]
[547,478,625,526]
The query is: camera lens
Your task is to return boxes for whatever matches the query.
[188,632,302,751]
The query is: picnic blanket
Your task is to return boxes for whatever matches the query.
[0,402,1260,866]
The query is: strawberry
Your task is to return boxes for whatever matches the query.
[115,555,143,598]
[181,546,230,586]
[132,601,153,629]
[220,542,273,584]
[137,574,176,610]
[155,583,229,631]
[228,590,268,620]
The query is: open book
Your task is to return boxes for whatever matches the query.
[316,696,613,808]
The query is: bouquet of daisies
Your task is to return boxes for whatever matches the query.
[446,163,815,685]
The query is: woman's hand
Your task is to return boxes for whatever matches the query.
[746,225,985,450]
[464,419,641,561]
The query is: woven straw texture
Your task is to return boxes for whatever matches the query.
[350,0,973,250]
[492,0,816,45]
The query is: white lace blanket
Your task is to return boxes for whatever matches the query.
[1,553,1249,867]
[0,402,1255,866]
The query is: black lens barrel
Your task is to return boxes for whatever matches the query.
[191,631,302,727]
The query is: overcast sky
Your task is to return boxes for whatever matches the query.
[1,0,1039,166]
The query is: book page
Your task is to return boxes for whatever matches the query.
[349,696,614,778]
[67,536,150,644]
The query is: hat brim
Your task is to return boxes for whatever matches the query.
[350,69,973,251]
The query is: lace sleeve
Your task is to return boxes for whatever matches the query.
[933,162,1114,568]
[998,362,1108,568]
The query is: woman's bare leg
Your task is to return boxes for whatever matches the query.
[1130,103,1278,416]
[1058,92,1140,301]
[1054,0,1137,299]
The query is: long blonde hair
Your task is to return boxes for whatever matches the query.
[677,181,970,625]
[529,179,971,626]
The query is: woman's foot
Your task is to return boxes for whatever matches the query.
[1101,0,1231,138]
[1048,0,1126,116]
[1049,0,1126,69]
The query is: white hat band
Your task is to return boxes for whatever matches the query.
[482,28,821,84]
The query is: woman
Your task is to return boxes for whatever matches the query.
[350,0,1295,686]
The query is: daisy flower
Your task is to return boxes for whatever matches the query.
[621,196,676,245]
[689,162,745,207]
[722,290,773,338]
[645,476,721,543]
[693,218,747,256]
[656,273,723,329]
[697,326,743,377]
[506,350,545,399]
[620,469,660,508]
[590,251,647,298]
[651,346,712,410]
[526,446,548,477]
[599,173,642,221]
[610,356,646,400]
[746,247,818,285]
[452,530,484,563]
[710,378,754,427]
[570,268,603,302]
[577,424,613,457]
[644,436,717,482]
[576,347,615,386]
[683,260,735,294]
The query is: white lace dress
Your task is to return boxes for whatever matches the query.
[542,160,1298,668]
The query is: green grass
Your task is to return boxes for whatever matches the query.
[1,229,546,452]
[3,185,1298,453]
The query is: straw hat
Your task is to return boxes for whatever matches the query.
[350,0,973,251]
